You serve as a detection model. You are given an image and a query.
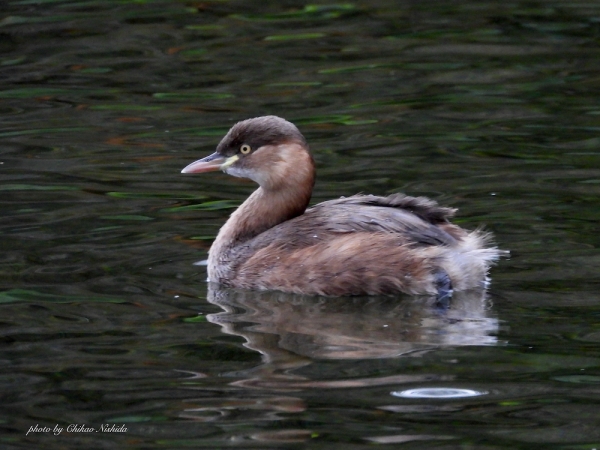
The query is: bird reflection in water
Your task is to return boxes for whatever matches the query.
[204,285,498,377]
[180,285,499,444]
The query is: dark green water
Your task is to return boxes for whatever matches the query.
[1,0,600,448]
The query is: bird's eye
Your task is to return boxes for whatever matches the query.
[240,144,252,154]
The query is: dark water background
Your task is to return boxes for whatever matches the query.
[2,0,600,448]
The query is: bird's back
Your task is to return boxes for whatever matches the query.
[214,194,502,296]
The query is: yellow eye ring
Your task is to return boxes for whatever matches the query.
[240,144,251,154]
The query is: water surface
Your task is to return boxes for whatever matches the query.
[1,0,600,448]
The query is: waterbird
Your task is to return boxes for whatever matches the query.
[182,115,504,297]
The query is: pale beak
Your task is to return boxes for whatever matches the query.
[181,152,238,174]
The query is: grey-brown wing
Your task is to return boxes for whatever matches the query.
[240,193,460,255]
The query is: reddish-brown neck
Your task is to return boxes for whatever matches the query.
[210,144,315,255]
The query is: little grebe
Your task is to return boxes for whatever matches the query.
[182,116,504,297]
